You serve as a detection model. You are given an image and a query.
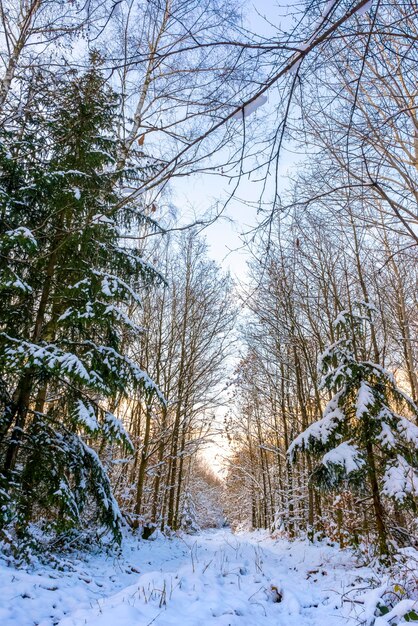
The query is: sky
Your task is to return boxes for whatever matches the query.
[170,1,302,475]
[171,157,302,287]
[171,0,301,283]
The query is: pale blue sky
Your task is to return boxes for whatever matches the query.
[173,1,301,473]
[171,0,302,281]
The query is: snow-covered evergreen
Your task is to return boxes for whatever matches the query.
[0,58,163,554]
[289,305,418,555]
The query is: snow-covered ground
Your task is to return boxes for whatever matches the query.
[0,530,416,625]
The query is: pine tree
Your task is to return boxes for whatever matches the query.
[0,57,163,554]
[288,304,418,557]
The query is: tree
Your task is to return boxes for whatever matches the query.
[0,57,162,553]
[111,231,236,534]
[289,304,418,557]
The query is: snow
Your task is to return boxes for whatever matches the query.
[357,582,389,625]
[288,0,341,77]
[3,337,97,386]
[382,455,418,503]
[103,411,133,450]
[1,529,417,625]
[57,308,73,321]
[288,389,345,454]
[377,420,396,449]
[356,381,374,418]
[289,57,302,74]
[358,300,377,314]
[356,0,373,16]
[232,95,268,120]
[397,415,418,445]
[50,170,91,177]
[92,343,165,402]
[322,442,364,473]
[2,334,162,400]
[5,226,37,247]
[103,303,143,333]
[374,599,418,625]
[75,399,99,432]
[333,309,349,327]
[94,270,142,305]
[92,214,115,225]
[321,0,337,18]
[0,529,395,626]
[4,276,32,292]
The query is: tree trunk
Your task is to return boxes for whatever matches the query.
[134,404,152,518]
[365,438,388,558]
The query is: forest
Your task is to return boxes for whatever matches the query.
[0,1,417,625]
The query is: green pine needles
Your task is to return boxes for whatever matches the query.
[0,57,163,555]
[289,304,418,557]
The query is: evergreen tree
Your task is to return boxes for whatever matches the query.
[288,304,418,557]
[0,57,163,554]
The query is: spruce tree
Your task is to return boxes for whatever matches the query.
[288,304,418,557]
[0,57,163,553]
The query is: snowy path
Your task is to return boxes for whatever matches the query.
[0,530,373,626]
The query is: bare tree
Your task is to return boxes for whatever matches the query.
[112,230,236,533]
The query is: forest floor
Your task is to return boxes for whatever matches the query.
[0,529,415,626]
